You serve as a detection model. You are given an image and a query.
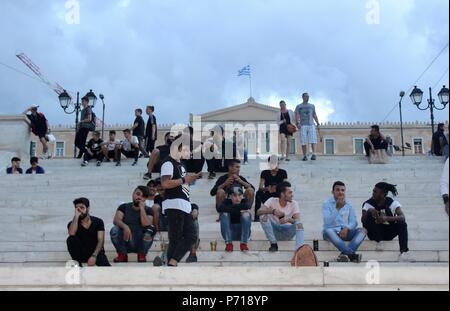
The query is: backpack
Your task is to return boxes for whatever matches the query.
[291,244,319,267]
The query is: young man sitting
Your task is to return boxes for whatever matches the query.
[217,187,252,252]
[67,197,110,266]
[110,186,156,263]
[322,181,366,263]
[255,155,288,221]
[26,157,45,174]
[143,132,174,180]
[101,130,120,162]
[116,129,139,166]
[82,131,104,167]
[6,157,23,174]
[361,182,413,262]
[257,181,304,252]
[210,159,255,210]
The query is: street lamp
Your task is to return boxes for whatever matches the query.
[410,85,449,136]
[99,94,105,140]
[58,89,98,158]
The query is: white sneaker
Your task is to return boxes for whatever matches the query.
[81,161,88,167]
[398,252,415,262]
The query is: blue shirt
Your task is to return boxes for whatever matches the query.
[322,198,358,232]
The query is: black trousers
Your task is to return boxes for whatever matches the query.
[146,138,156,153]
[255,190,279,221]
[118,148,139,162]
[66,236,111,266]
[83,151,104,162]
[364,141,388,156]
[75,128,90,156]
[166,209,197,263]
[363,217,409,253]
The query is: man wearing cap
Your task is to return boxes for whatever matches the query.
[23,106,51,159]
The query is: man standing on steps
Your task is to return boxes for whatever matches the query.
[75,96,93,159]
[322,181,366,263]
[110,186,156,263]
[295,92,320,161]
[131,108,149,158]
[145,105,158,155]
[160,134,201,267]
[67,198,110,267]
[361,182,413,262]
[23,105,51,159]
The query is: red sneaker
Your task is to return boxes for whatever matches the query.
[240,243,249,252]
[225,243,234,252]
[113,253,128,263]
[137,253,147,263]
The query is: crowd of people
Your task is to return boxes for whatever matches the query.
[4,93,449,267]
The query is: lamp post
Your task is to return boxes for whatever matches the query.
[399,91,406,156]
[410,85,449,137]
[99,94,105,140]
[58,89,98,158]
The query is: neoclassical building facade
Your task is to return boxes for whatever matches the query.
[30,98,447,158]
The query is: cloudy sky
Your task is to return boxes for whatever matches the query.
[0,0,448,127]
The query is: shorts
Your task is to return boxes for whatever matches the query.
[300,125,317,145]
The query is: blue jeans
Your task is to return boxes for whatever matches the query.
[244,148,248,163]
[260,216,304,249]
[110,225,154,255]
[323,228,366,256]
[220,212,252,243]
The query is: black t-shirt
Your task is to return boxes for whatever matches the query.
[117,203,153,232]
[86,138,103,153]
[67,216,105,254]
[145,115,158,139]
[210,174,254,196]
[27,113,47,134]
[260,169,288,188]
[133,116,145,137]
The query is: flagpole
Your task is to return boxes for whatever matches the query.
[249,74,252,98]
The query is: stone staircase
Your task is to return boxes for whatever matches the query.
[0,155,448,290]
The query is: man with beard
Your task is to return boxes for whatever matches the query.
[67,198,111,266]
[110,186,156,263]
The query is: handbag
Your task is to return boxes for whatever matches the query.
[287,124,297,134]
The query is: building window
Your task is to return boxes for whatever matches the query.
[413,138,423,154]
[324,138,335,155]
[55,142,65,158]
[353,138,365,155]
[30,142,36,157]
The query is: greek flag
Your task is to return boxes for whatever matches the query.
[238,65,251,77]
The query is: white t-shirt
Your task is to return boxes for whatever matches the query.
[106,139,120,151]
[160,161,192,214]
[145,199,155,208]
[121,136,139,151]
[264,197,301,223]
[362,200,402,222]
